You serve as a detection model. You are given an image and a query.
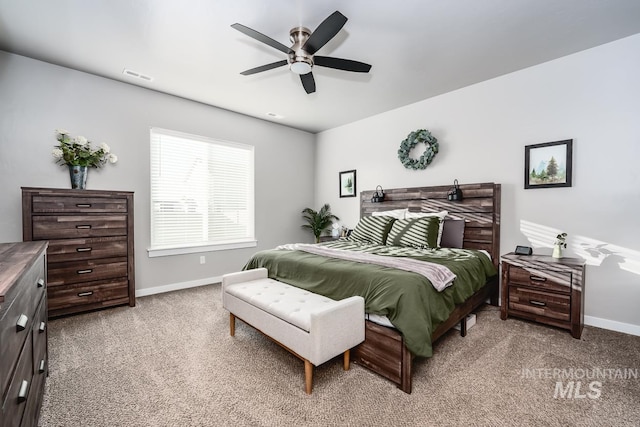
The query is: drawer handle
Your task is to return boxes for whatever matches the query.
[76,225,92,229]
[18,380,29,402]
[529,300,547,307]
[76,203,92,208]
[78,291,94,297]
[39,359,46,373]
[16,314,29,331]
[530,275,547,282]
[39,321,46,332]
[76,247,92,252]
[77,269,93,274]
[37,278,45,288]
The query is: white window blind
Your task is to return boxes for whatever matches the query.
[149,128,255,257]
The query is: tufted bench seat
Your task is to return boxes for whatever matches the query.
[222,268,365,394]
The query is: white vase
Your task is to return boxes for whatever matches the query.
[552,244,562,259]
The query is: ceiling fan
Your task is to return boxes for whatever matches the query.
[231,11,371,94]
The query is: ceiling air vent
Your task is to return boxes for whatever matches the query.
[123,68,154,82]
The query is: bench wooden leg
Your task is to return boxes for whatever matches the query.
[229,313,235,337]
[304,360,313,394]
[343,349,350,370]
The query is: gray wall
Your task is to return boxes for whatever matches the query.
[315,34,640,334]
[0,51,316,294]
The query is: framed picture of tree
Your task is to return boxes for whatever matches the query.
[339,170,357,197]
[525,139,573,189]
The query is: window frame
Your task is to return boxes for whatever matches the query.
[147,127,256,258]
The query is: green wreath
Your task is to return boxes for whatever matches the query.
[397,129,439,170]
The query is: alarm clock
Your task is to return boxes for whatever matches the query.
[514,245,533,255]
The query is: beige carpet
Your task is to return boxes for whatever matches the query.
[39,284,640,426]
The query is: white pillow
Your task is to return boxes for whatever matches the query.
[372,208,408,220]
[405,210,448,246]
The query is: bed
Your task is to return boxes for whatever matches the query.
[244,182,501,393]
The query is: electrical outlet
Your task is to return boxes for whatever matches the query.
[199,256,205,264]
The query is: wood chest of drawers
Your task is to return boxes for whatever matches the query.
[22,187,135,317]
[0,241,48,427]
[500,252,586,339]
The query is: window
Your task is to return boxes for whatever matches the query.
[148,128,255,257]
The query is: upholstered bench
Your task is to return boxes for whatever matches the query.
[221,268,365,394]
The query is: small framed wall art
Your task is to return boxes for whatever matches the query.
[525,139,573,189]
[339,170,357,197]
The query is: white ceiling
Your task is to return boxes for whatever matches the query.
[1,1,640,134]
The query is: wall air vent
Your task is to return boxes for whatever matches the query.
[123,68,154,82]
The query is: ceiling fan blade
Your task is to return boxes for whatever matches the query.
[240,60,288,75]
[300,72,316,94]
[231,23,290,54]
[302,11,347,55]
[314,56,371,73]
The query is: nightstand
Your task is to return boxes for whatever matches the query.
[500,252,586,339]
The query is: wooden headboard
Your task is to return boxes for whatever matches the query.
[360,182,501,270]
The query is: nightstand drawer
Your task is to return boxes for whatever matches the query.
[508,266,571,294]
[508,286,570,322]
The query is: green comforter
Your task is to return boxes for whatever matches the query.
[243,241,497,357]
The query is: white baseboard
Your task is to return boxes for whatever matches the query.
[135,276,222,298]
[584,315,640,337]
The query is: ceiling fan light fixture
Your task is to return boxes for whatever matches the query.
[289,61,312,75]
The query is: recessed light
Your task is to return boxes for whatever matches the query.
[266,112,284,119]
[123,68,154,82]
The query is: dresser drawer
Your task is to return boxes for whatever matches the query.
[32,195,128,213]
[2,331,33,427]
[48,279,129,314]
[20,297,48,427]
[47,236,128,263]
[32,215,128,240]
[508,286,570,322]
[47,258,128,286]
[508,266,571,294]
[0,261,45,395]
[32,295,48,377]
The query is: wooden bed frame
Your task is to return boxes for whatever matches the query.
[352,182,501,393]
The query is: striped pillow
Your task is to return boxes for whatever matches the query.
[385,217,440,249]
[348,215,396,245]
[405,210,448,247]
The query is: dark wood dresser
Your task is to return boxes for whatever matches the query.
[0,241,48,427]
[22,187,135,318]
[501,252,586,339]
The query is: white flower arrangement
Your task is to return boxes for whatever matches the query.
[52,129,118,168]
[555,232,567,248]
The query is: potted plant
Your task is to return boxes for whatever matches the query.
[301,204,339,243]
[52,129,118,189]
[552,232,567,258]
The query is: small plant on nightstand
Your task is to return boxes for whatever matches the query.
[301,204,339,243]
[553,232,567,258]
